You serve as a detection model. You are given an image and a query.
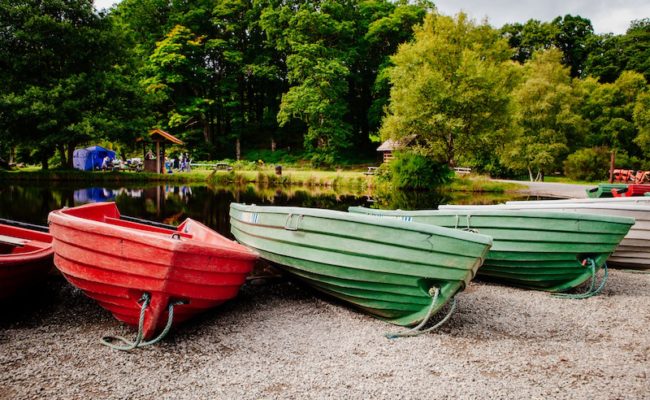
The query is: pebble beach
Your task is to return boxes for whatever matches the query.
[1,269,648,400]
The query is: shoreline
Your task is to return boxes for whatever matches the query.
[1,271,648,399]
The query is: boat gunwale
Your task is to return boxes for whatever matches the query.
[49,205,257,261]
[230,203,493,246]
[356,206,636,226]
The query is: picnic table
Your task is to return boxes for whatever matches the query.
[190,162,233,171]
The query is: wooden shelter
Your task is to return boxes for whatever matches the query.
[376,135,416,163]
[139,129,184,174]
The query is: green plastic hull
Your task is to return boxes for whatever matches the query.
[348,207,634,292]
[586,184,628,198]
[230,203,492,326]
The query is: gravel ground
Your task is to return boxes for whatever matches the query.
[1,269,648,400]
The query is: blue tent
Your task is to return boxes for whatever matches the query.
[72,146,116,171]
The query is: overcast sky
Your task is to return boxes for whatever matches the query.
[94,0,648,35]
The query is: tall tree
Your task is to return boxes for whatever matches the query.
[502,49,585,181]
[380,12,517,167]
[551,14,595,78]
[0,0,149,168]
[578,71,647,156]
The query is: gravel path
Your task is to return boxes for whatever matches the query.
[496,180,591,199]
[1,270,649,399]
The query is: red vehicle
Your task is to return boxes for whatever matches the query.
[48,202,257,348]
[612,184,650,197]
[0,221,53,300]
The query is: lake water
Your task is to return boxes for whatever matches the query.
[0,182,529,238]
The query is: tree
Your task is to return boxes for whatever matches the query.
[578,71,647,156]
[500,19,557,64]
[502,49,585,181]
[633,92,650,156]
[0,0,149,168]
[551,15,595,78]
[380,12,517,167]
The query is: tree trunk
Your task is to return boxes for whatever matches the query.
[271,137,276,152]
[57,144,67,168]
[236,138,241,161]
[41,154,49,170]
[66,143,75,169]
[9,146,15,164]
[528,167,534,182]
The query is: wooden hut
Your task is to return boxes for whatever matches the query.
[376,135,416,163]
[139,129,184,174]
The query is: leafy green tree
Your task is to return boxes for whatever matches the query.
[551,15,595,78]
[0,0,149,168]
[501,19,558,64]
[633,92,650,156]
[502,49,585,181]
[578,71,647,156]
[380,12,517,167]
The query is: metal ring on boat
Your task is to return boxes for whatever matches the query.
[171,233,181,240]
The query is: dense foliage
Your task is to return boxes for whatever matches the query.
[377,151,452,190]
[0,1,649,180]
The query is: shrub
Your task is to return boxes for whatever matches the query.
[563,147,639,181]
[385,152,452,190]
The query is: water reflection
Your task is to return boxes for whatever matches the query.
[0,182,527,238]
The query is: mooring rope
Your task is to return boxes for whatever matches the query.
[385,287,457,339]
[100,293,185,351]
[552,258,609,299]
[100,293,150,351]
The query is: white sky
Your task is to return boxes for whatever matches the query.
[94,0,648,34]
[434,0,649,34]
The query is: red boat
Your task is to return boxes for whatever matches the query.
[612,184,650,197]
[0,222,53,300]
[48,202,257,347]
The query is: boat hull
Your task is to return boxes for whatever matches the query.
[503,201,650,269]
[230,203,492,326]
[586,184,627,198]
[612,184,650,197]
[0,224,53,300]
[349,207,634,292]
[48,202,257,339]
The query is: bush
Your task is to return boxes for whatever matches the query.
[563,147,639,181]
[383,152,452,190]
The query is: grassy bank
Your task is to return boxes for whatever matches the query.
[0,167,526,193]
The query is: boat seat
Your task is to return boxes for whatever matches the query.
[104,217,193,239]
[0,234,25,247]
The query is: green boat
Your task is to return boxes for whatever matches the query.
[586,183,628,198]
[349,207,634,293]
[230,203,492,330]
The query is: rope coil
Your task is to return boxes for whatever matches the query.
[385,287,457,339]
[100,293,186,351]
[552,258,609,299]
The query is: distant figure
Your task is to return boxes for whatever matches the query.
[101,156,110,171]
[185,153,192,172]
